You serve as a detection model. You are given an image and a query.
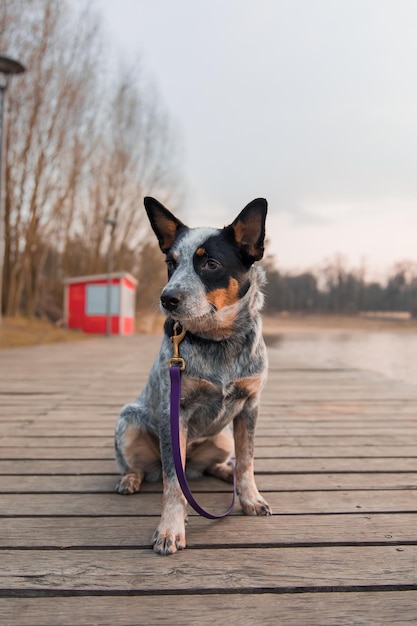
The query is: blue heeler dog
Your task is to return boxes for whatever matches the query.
[115,197,271,555]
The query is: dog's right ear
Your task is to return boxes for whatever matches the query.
[144,197,187,253]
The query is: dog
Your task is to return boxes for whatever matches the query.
[115,196,271,555]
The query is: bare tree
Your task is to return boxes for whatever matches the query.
[0,0,182,318]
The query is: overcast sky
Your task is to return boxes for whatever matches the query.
[95,0,417,280]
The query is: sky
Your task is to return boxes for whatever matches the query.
[95,0,417,280]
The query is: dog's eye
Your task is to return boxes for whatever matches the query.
[203,258,221,271]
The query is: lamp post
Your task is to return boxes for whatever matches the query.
[0,53,25,323]
[104,217,117,336]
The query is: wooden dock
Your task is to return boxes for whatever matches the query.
[1,333,417,624]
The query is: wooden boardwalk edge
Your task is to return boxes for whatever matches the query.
[1,334,417,625]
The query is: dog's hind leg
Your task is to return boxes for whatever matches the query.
[187,427,235,483]
[115,403,161,494]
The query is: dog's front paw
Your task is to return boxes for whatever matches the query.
[240,494,272,517]
[152,524,186,556]
[116,472,142,495]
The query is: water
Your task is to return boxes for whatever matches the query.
[267,331,417,386]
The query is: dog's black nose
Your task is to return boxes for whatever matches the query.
[160,292,181,312]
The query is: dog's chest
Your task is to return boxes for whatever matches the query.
[180,372,264,438]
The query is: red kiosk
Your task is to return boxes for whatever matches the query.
[64,272,137,335]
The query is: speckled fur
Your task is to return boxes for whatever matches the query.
[115,197,271,555]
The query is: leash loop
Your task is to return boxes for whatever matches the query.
[168,323,236,519]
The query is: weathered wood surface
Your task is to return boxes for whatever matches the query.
[1,334,417,625]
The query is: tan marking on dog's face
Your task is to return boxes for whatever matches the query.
[206,277,240,310]
[195,247,206,257]
[184,305,238,339]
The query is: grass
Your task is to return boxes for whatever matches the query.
[0,317,90,349]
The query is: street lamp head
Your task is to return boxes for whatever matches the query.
[0,53,25,75]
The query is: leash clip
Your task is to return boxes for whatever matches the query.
[168,322,186,371]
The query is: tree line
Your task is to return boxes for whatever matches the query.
[262,257,417,318]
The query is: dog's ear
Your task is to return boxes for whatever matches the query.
[144,197,187,253]
[226,198,268,264]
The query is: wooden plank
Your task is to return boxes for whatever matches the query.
[0,448,114,460]
[2,434,417,447]
[3,423,417,437]
[1,546,416,592]
[0,437,113,448]
[263,403,417,416]
[255,446,417,458]
[1,513,417,548]
[8,400,417,414]
[3,456,417,475]
[255,457,417,472]
[7,400,415,418]
[3,445,417,459]
[1,592,417,626]
[260,390,417,401]
[3,412,417,425]
[5,381,409,397]
[4,407,416,421]
[257,424,417,433]
[25,389,415,402]
[1,490,417,516]
[1,472,417,493]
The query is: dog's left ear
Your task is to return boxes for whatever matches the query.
[144,197,187,253]
[226,198,268,264]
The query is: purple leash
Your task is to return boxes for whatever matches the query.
[169,324,236,519]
